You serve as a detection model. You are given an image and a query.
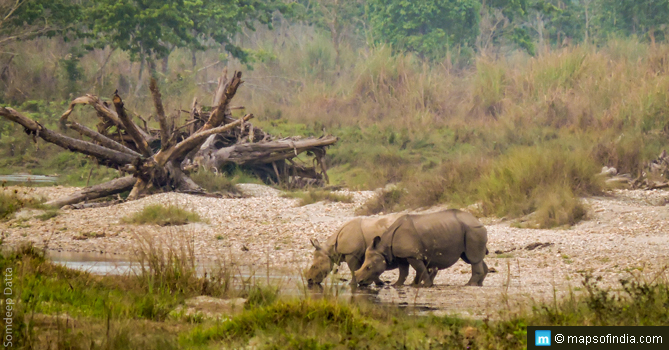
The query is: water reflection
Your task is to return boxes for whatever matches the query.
[48,251,138,275]
[0,174,58,183]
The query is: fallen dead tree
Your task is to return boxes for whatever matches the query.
[631,150,669,190]
[599,150,669,190]
[192,135,335,186]
[0,69,337,207]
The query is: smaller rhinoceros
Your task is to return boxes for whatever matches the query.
[305,214,402,286]
[354,209,488,287]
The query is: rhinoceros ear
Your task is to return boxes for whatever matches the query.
[310,239,322,251]
[371,236,381,249]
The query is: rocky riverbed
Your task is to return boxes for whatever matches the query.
[2,185,668,318]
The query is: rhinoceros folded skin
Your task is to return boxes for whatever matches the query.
[354,209,489,288]
[305,214,403,286]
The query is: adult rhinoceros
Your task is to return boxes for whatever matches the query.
[305,214,403,286]
[354,209,488,287]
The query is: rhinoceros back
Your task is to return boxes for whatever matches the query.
[360,213,403,243]
[390,210,487,268]
[328,218,364,256]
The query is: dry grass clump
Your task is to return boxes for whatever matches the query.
[282,189,353,206]
[189,169,242,195]
[0,190,45,220]
[476,145,603,220]
[122,204,202,226]
[355,186,405,215]
[531,187,588,228]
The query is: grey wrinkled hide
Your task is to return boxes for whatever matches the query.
[354,209,488,287]
[305,214,402,286]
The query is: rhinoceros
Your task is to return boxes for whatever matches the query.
[354,209,488,287]
[305,214,403,286]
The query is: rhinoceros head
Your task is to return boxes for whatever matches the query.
[304,239,333,285]
[354,236,387,285]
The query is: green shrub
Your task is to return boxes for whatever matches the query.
[532,274,669,326]
[122,204,202,226]
[243,285,280,309]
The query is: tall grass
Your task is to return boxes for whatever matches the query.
[3,25,669,225]
[476,144,603,220]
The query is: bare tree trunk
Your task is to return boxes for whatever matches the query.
[162,55,169,74]
[46,176,137,208]
[0,107,138,167]
[134,55,146,96]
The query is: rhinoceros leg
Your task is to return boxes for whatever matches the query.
[411,272,421,285]
[344,255,362,286]
[411,266,436,285]
[428,267,438,284]
[466,260,488,286]
[408,258,432,287]
[478,261,489,286]
[393,260,410,287]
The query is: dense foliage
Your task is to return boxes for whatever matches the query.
[83,0,287,63]
[0,0,81,45]
[5,1,669,60]
[368,0,481,59]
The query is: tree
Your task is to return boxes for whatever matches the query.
[296,0,365,65]
[598,0,669,44]
[367,0,481,60]
[478,0,538,55]
[0,0,81,48]
[84,0,287,74]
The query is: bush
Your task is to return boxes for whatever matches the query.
[122,204,202,226]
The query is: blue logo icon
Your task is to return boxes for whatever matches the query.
[535,330,551,346]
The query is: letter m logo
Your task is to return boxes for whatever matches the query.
[535,330,551,346]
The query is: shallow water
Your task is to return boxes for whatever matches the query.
[0,174,58,183]
[48,251,138,275]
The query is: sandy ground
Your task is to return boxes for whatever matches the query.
[2,185,668,318]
